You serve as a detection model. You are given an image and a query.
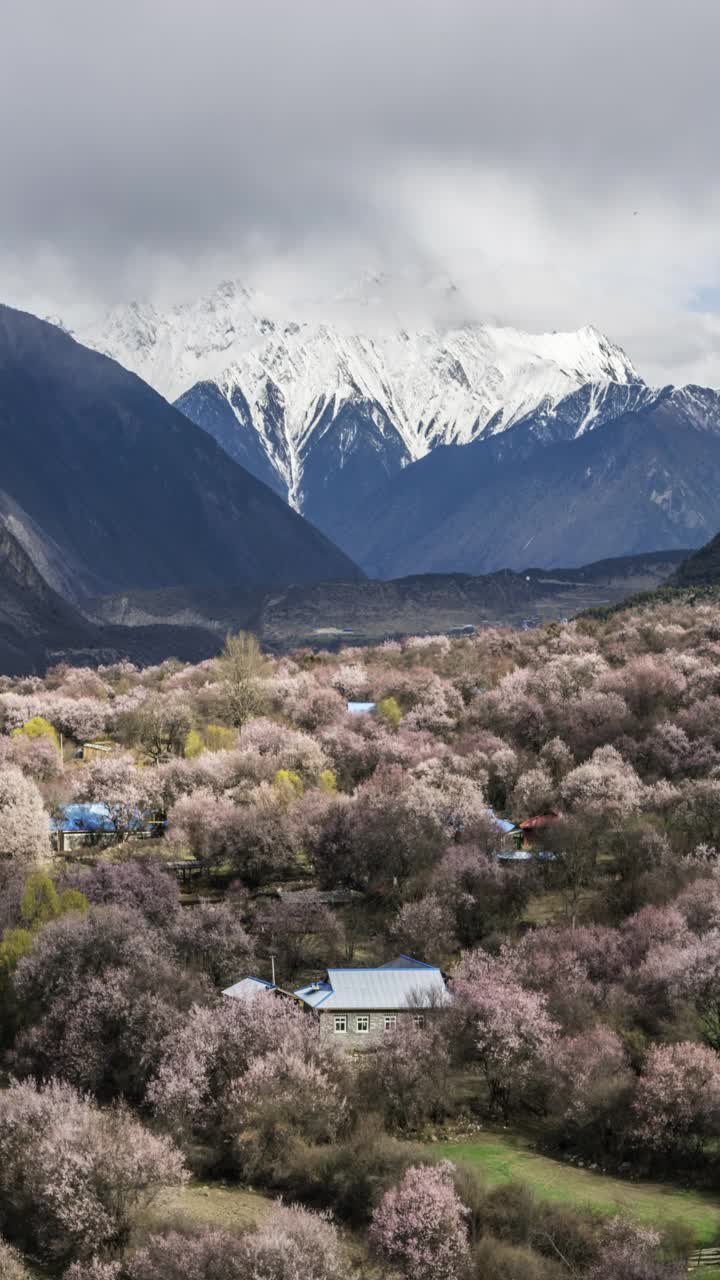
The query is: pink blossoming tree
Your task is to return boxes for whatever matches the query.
[369,1160,469,1280]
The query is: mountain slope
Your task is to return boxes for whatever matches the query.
[73,281,642,538]
[669,530,720,587]
[335,388,720,578]
[0,522,238,674]
[0,305,361,600]
[0,521,91,672]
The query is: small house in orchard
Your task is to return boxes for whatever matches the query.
[223,955,450,1049]
[294,956,449,1048]
[50,803,164,853]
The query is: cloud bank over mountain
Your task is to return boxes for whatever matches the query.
[1,0,719,386]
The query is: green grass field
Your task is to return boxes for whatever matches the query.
[435,1130,720,1247]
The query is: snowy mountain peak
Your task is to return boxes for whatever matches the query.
[74,278,640,406]
[69,278,644,537]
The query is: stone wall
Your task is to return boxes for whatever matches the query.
[318,1007,427,1050]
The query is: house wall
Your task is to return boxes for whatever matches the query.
[318,1007,427,1050]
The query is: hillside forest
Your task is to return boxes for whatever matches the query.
[2,605,720,1278]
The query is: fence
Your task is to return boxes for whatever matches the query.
[689,1247,720,1271]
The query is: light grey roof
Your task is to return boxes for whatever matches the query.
[223,976,275,1001]
[294,965,449,1011]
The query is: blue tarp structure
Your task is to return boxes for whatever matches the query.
[347,701,376,715]
[50,803,150,834]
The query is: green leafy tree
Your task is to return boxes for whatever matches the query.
[11,716,59,748]
[274,769,304,799]
[218,631,267,729]
[377,696,402,729]
[183,729,204,759]
[20,872,88,929]
[21,872,61,927]
[204,724,236,751]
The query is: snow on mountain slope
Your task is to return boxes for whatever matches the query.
[72,279,643,532]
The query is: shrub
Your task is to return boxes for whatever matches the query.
[0,1236,30,1279]
[244,1203,348,1280]
[471,1236,563,1280]
[95,1229,245,1280]
[183,729,204,759]
[204,724,236,752]
[284,1118,427,1224]
[0,1078,186,1265]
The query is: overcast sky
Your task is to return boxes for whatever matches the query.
[1,0,719,386]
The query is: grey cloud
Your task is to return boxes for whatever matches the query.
[0,0,719,382]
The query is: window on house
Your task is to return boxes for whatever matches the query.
[413,1014,426,1029]
[384,1015,397,1031]
[334,1016,347,1033]
[356,1015,369,1033]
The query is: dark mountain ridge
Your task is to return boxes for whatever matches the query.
[669,531,720,588]
[0,524,226,674]
[0,305,361,601]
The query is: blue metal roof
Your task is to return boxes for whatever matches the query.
[223,976,275,1000]
[484,808,518,835]
[294,964,449,1011]
[347,701,376,715]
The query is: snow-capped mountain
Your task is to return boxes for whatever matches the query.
[72,279,644,538]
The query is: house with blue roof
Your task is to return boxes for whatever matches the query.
[224,955,449,1048]
[50,803,163,853]
[294,956,449,1049]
